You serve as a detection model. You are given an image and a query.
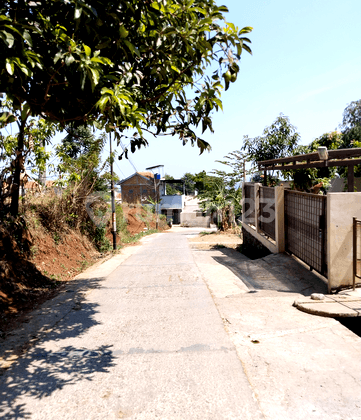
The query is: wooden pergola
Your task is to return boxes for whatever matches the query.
[258,148,361,192]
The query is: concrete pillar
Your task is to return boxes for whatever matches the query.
[241,182,246,224]
[327,192,361,292]
[255,183,260,233]
[275,186,285,253]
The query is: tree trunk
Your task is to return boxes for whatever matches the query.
[10,118,26,217]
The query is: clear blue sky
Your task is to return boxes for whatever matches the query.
[113,0,361,180]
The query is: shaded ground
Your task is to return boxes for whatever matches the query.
[0,229,262,420]
[190,243,360,420]
[0,206,167,335]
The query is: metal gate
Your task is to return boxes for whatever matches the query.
[244,184,255,225]
[284,190,327,277]
[259,186,275,240]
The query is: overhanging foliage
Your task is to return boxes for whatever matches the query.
[1,0,252,153]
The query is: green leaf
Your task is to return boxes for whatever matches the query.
[213,98,223,111]
[20,66,32,76]
[199,18,213,26]
[242,44,252,55]
[83,44,91,57]
[89,67,100,87]
[119,25,129,38]
[3,31,15,48]
[96,96,110,111]
[100,87,114,95]
[189,7,207,15]
[236,43,243,57]
[21,103,31,120]
[124,40,140,57]
[240,37,252,44]
[65,54,75,66]
[171,65,180,74]
[5,59,14,75]
[75,7,82,19]
[54,51,63,64]
[23,30,33,47]
[239,26,253,35]
[96,39,111,49]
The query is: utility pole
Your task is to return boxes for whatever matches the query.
[109,133,117,250]
[39,138,46,187]
[146,165,164,230]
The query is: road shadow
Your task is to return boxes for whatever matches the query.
[0,275,116,419]
[209,247,328,295]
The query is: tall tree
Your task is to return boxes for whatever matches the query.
[340,100,361,150]
[340,100,361,132]
[198,177,241,230]
[242,114,300,179]
[164,174,182,195]
[60,124,98,160]
[1,1,252,215]
[0,100,56,212]
[182,172,196,195]
[338,100,361,178]
[242,114,300,165]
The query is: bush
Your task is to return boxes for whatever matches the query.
[93,226,112,252]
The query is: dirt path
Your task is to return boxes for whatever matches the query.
[187,230,242,250]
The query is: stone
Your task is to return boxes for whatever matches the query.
[311,293,325,300]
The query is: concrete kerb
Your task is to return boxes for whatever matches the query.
[294,293,361,318]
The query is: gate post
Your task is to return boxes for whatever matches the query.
[241,182,246,224]
[255,183,260,233]
[275,186,285,253]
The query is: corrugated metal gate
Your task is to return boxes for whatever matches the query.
[244,184,255,224]
[259,187,276,240]
[284,190,327,277]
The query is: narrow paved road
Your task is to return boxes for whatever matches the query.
[0,230,263,420]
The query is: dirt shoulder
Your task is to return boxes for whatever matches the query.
[0,205,168,336]
[188,230,242,250]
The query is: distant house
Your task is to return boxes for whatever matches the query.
[22,179,55,194]
[119,170,212,226]
[118,172,156,204]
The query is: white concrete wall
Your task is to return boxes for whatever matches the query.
[327,192,361,291]
[183,196,202,212]
[180,212,211,228]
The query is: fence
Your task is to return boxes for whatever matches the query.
[243,184,361,291]
[284,190,327,277]
[259,187,276,240]
[243,184,255,225]
[242,183,283,254]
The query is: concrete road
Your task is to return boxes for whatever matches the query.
[1,228,360,420]
[192,244,361,420]
[0,230,263,420]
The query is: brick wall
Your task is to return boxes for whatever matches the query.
[121,173,156,204]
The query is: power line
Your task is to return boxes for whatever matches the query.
[118,138,138,173]
[114,160,126,179]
